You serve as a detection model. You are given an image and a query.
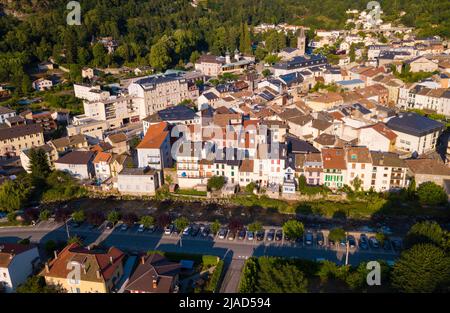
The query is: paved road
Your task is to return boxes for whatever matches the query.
[0,223,399,265]
[220,258,246,293]
[0,223,400,293]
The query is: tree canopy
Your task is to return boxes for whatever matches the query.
[391,244,450,293]
[416,182,447,206]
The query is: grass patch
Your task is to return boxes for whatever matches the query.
[231,195,292,212]
[175,189,207,197]
[204,260,224,293]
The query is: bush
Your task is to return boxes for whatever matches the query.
[416,182,447,206]
[39,209,50,221]
[107,211,120,224]
[7,211,16,222]
[207,176,226,191]
[328,228,346,242]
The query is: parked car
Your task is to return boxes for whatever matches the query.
[305,232,313,246]
[256,230,265,241]
[247,231,254,241]
[275,229,283,241]
[391,239,402,251]
[105,222,113,230]
[137,224,145,233]
[120,224,128,232]
[200,225,210,237]
[339,238,347,247]
[316,232,324,246]
[182,226,191,236]
[191,224,200,237]
[227,231,236,241]
[164,224,174,235]
[369,236,379,249]
[329,239,336,246]
[383,239,391,251]
[147,225,155,233]
[238,229,246,240]
[266,229,275,241]
[347,235,356,249]
[218,228,228,239]
[359,234,369,250]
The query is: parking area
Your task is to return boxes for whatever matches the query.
[76,221,401,256]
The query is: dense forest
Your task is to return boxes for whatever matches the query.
[0,0,449,88]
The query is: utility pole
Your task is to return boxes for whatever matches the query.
[65,218,71,240]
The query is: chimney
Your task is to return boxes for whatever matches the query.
[109,256,114,264]
[82,265,87,274]
[53,250,58,260]
[96,270,101,279]
[152,276,158,289]
[141,255,146,265]
[45,262,50,273]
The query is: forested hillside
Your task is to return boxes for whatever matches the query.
[0,0,449,87]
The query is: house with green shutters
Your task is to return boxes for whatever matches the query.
[322,148,347,190]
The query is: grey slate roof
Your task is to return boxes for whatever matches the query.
[386,113,444,137]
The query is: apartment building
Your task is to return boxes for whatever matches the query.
[83,96,140,125]
[137,122,172,170]
[0,123,44,157]
[322,148,347,190]
[128,73,199,119]
[386,113,444,155]
[345,146,373,191]
[405,85,450,117]
[370,151,408,192]
[74,84,110,101]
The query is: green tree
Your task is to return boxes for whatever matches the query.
[190,51,201,64]
[328,228,346,242]
[211,219,221,235]
[39,209,50,221]
[245,182,257,193]
[0,180,30,212]
[407,177,416,199]
[261,69,271,78]
[7,211,16,222]
[174,216,189,232]
[282,220,304,239]
[149,35,173,71]
[263,54,281,65]
[248,222,263,233]
[239,23,252,54]
[67,235,83,245]
[416,182,447,206]
[140,215,155,229]
[256,257,308,293]
[405,221,445,248]
[16,276,62,293]
[92,43,107,68]
[207,176,226,191]
[107,211,120,224]
[28,148,51,186]
[71,210,85,224]
[351,177,362,192]
[392,244,450,293]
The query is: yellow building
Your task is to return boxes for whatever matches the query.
[40,243,125,293]
[0,123,44,157]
